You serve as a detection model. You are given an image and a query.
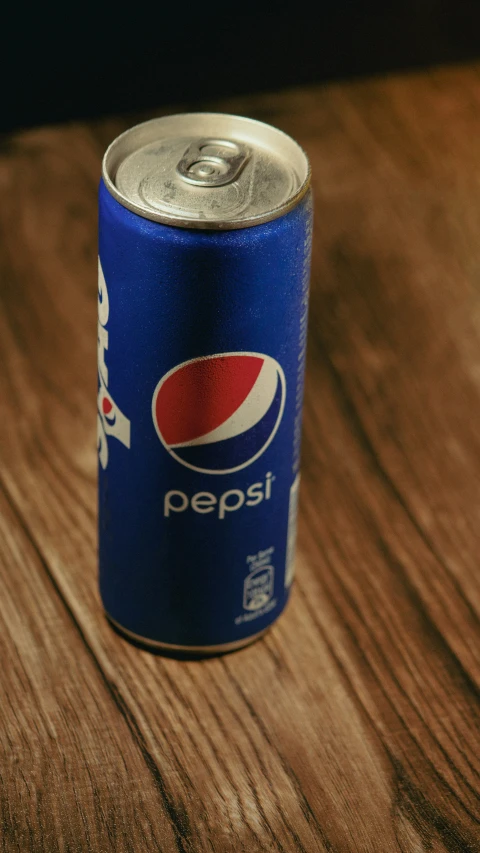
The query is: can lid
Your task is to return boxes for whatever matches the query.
[102,113,311,230]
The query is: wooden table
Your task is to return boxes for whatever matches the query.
[1,63,479,852]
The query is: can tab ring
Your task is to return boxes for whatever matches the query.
[176,138,250,187]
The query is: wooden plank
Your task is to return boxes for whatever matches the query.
[0,63,479,850]
[0,488,180,852]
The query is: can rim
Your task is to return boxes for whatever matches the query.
[106,611,270,655]
[102,113,311,230]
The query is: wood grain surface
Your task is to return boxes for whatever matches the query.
[1,63,479,852]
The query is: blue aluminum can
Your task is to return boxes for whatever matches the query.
[98,114,312,653]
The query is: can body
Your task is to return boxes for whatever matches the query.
[98,179,312,651]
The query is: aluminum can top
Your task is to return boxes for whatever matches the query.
[102,113,310,230]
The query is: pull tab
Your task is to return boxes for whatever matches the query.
[176,138,250,187]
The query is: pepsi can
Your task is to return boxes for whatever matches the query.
[98,114,312,654]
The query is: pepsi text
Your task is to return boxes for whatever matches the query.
[164,472,275,519]
[97,260,131,469]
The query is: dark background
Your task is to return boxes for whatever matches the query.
[5,1,480,133]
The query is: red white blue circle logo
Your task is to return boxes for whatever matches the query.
[152,352,286,474]
[101,396,116,424]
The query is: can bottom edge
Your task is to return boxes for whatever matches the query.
[105,611,270,657]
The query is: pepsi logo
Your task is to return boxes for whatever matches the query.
[102,396,116,422]
[152,352,286,474]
